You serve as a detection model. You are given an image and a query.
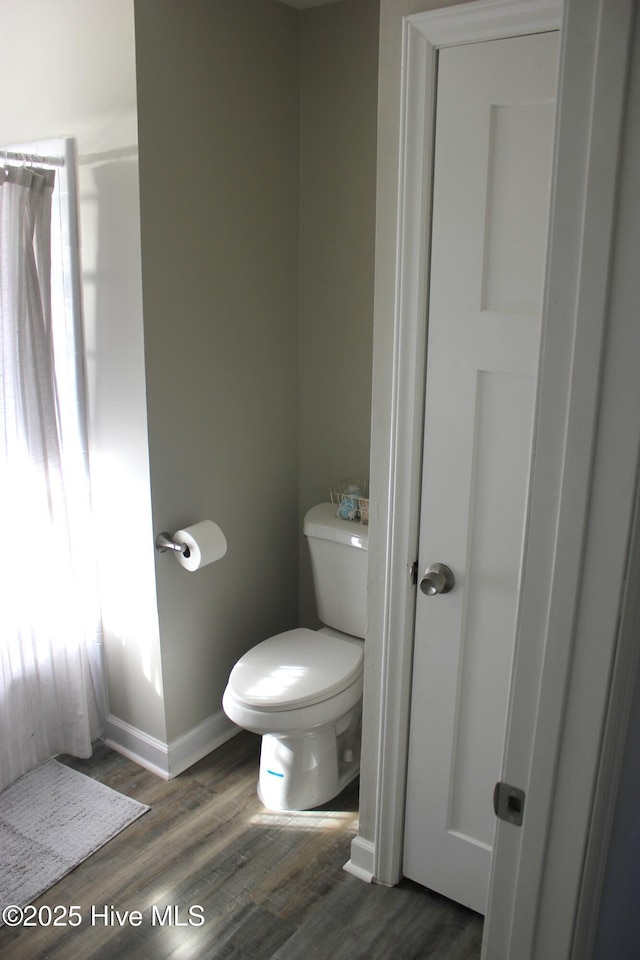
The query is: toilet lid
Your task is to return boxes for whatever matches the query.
[227,628,363,710]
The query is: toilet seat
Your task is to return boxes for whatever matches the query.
[226,628,363,711]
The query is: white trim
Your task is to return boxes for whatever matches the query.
[103,710,240,781]
[354,0,563,889]
[573,480,640,958]
[343,837,376,883]
[166,711,239,779]
[410,0,561,48]
[103,713,170,780]
[358,11,435,888]
[484,1,635,955]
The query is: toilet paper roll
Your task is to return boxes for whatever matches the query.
[172,520,227,572]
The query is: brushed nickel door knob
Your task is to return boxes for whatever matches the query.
[419,563,455,596]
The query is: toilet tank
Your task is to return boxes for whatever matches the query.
[303,502,368,639]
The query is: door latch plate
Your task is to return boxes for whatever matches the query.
[493,781,525,826]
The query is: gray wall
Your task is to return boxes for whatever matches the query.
[298,0,379,627]
[135,0,379,742]
[134,0,301,742]
[1,0,379,769]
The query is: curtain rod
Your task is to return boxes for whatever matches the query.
[1,149,65,169]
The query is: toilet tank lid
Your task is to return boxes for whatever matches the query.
[227,628,364,709]
[303,502,368,550]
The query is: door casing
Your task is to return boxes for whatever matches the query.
[346,0,638,957]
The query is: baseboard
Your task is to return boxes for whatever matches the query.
[102,710,240,780]
[103,714,170,779]
[343,835,376,883]
[166,711,240,779]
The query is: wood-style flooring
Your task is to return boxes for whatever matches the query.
[0,732,483,960]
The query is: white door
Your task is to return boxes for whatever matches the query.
[402,31,558,914]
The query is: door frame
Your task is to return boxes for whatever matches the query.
[348,0,638,954]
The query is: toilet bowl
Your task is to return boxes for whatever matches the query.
[222,502,368,811]
[223,626,364,810]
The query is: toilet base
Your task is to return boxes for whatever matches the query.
[256,709,361,811]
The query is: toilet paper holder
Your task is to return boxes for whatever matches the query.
[155,532,188,555]
[154,520,226,570]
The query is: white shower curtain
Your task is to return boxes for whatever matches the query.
[0,164,99,791]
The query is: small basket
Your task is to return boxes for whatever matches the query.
[329,478,369,525]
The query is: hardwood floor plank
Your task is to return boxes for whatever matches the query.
[0,732,482,960]
[270,877,483,960]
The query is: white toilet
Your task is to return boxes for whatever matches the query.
[222,502,368,811]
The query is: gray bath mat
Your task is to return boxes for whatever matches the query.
[0,758,149,921]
